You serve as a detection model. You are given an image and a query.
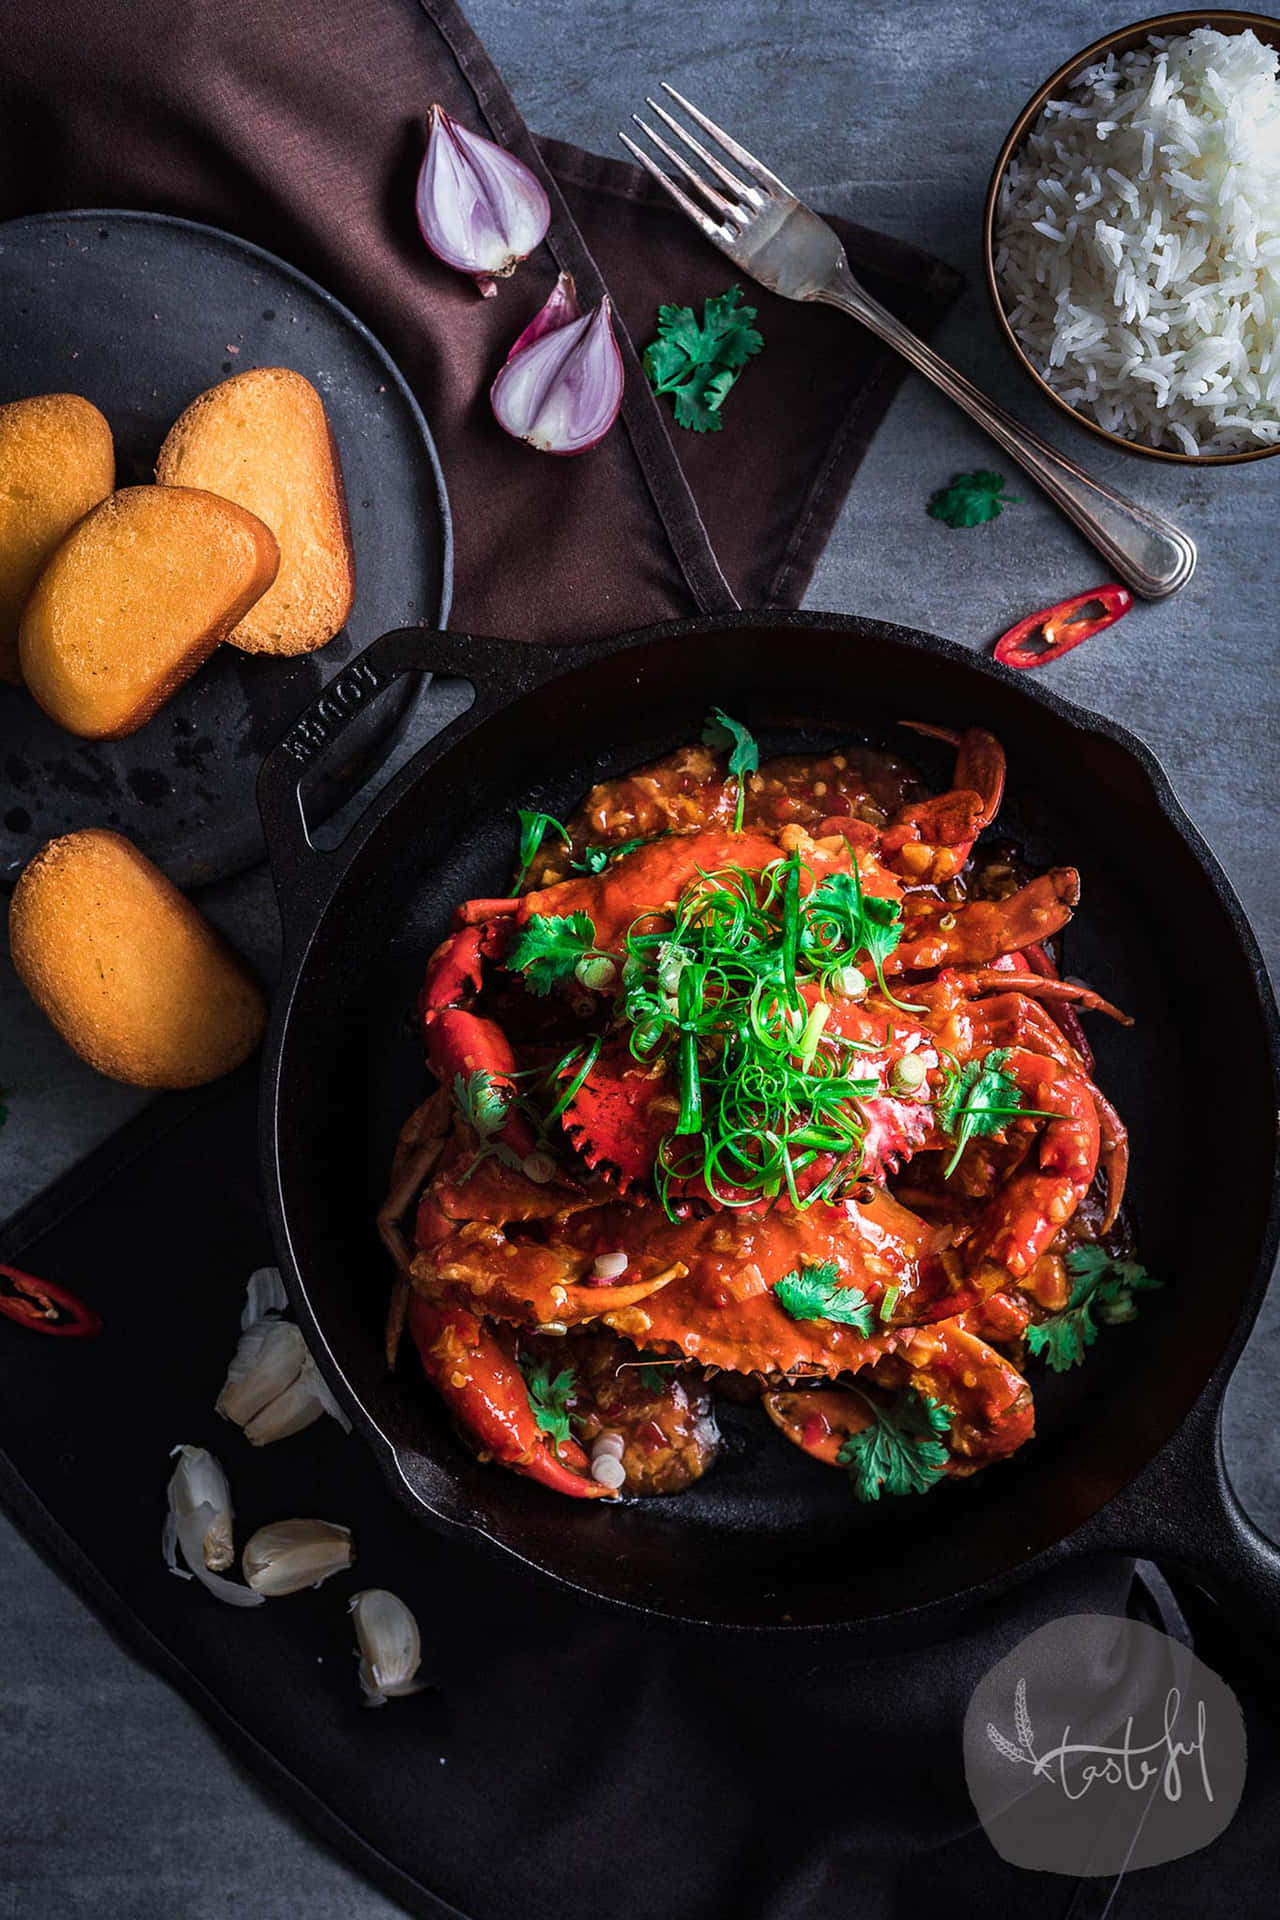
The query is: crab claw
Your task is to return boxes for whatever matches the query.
[421,925,487,1019]
[421,1008,540,1164]
[559,1043,673,1193]
[406,1296,610,1498]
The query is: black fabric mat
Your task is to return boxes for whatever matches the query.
[2,1078,1279,1920]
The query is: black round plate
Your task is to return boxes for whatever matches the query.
[0,210,452,889]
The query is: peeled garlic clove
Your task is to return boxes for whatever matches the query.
[217,1318,308,1428]
[416,104,550,293]
[349,1588,425,1706]
[241,1266,288,1329]
[490,296,624,456]
[163,1445,263,1608]
[242,1355,351,1445]
[242,1519,353,1596]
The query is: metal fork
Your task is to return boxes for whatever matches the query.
[621,86,1196,600]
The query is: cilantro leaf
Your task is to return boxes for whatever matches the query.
[702,706,759,829]
[1027,1247,1161,1373]
[452,1069,526,1178]
[453,1068,509,1139]
[701,706,759,781]
[806,867,913,1009]
[926,470,1022,528]
[643,286,763,432]
[773,1259,873,1333]
[937,1047,1030,1177]
[1026,1301,1097,1372]
[672,365,733,434]
[506,911,597,995]
[515,810,569,887]
[572,833,655,876]
[519,1358,576,1452]
[702,287,764,370]
[838,1388,952,1500]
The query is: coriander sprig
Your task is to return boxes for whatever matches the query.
[1026,1246,1161,1372]
[772,1259,874,1334]
[936,1046,1057,1178]
[926,470,1022,528]
[643,286,763,432]
[518,1357,576,1452]
[838,1387,952,1500]
[505,911,599,995]
[701,706,759,831]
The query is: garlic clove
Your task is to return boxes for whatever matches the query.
[242,1519,353,1597]
[491,296,624,456]
[217,1318,308,1427]
[349,1588,426,1706]
[241,1266,288,1329]
[163,1445,263,1608]
[416,104,550,293]
[241,1355,351,1445]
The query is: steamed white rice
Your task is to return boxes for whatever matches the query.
[995,27,1280,455]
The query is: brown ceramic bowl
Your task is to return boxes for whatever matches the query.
[983,11,1280,465]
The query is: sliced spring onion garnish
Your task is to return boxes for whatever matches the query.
[609,849,902,1216]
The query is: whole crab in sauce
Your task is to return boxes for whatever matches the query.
[379,717,1152,1504]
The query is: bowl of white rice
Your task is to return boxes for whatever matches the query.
[985,12,1280,462]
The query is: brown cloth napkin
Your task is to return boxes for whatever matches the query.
[0,0,960,643]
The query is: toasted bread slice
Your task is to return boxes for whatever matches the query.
[0,393,115,684]
[156,366,355,655]
[18,484,279,739]
[9,829,266,1088]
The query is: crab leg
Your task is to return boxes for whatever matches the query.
[764,1316,1033,1476]
[949,967,1130,1025]
[379,1090,452,1367]
[1093,1085,1130,1233]
[962,1047,1101,1278]
[901,723,1006,826]
[880,726,1006,882]
[763,1384,872,1465]
[888,869,1080,972]
[1016,938,1096,1071]
[406,1297,610,1498]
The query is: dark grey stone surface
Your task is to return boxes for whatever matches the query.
[1,3,1276,1913]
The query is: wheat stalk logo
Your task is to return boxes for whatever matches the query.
[987,1676,1039,1769]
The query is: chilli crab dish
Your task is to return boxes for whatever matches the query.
[379,712,1156,1502]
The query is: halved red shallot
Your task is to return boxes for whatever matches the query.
[416,105,550,296]
[491,280,624,456]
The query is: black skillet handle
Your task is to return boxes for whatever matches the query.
[1080,1388,1280,1658]
[256,626,599,944]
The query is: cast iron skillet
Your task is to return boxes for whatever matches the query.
[258,612,1280,1638]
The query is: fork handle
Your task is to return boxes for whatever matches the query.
[821,268,1196,600]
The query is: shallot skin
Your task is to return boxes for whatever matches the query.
[416,105,550,294]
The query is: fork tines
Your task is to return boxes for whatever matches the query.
[619,82,785,245]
